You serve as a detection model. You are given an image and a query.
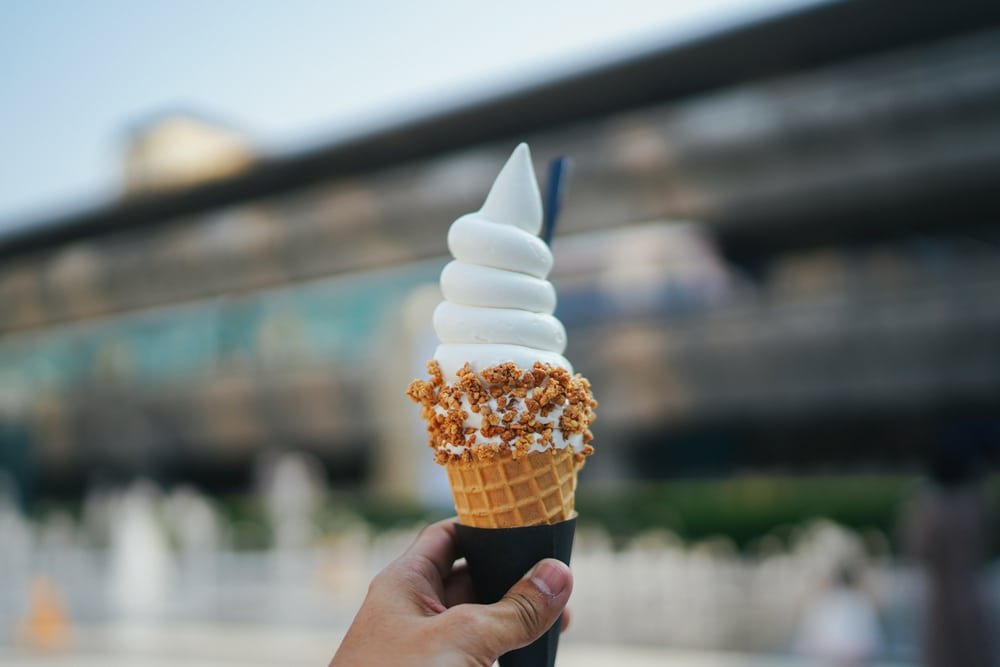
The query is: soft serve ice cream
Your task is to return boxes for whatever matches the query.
[407,144,596,470]
[434,142,569,378]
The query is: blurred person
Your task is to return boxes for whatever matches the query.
[329,518,572,667]
[902,437,996,667]
[795,562,882,666]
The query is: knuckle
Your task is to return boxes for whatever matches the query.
[448,605,480,628]
[371,553,425,593]
[447,607,500,658]
[507,591,544,634]
[386,562,423,595]
[367,567,391,594]
[399,553,438,584]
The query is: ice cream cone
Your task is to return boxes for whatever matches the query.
[446,448,579,528]
[406,144,593,667]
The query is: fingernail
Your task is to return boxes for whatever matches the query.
[530,560,569,597]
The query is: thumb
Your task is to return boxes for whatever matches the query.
[469,559,573,658]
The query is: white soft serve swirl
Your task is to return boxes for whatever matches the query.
[432,143,571,381]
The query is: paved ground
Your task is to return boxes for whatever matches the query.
[0,623,915,667]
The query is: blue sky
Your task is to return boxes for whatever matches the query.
[0,0,810,231]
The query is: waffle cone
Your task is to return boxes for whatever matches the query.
[446,448,579,528]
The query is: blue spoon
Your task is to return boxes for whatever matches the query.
[542,156,570,246]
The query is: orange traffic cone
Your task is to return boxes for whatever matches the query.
[17,576,72,651]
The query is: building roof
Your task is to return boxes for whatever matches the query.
[1,0,997,260]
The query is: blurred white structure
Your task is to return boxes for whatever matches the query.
[258,451,326,552]
[1,484,990,663]
[107,481,174,620]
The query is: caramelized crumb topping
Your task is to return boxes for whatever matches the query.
[406,360,597,465]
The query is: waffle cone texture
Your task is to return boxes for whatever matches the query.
[447,447,580,528]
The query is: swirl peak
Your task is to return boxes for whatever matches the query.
[479,142,543,235]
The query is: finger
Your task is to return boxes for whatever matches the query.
[400,518,460,583]
[560,608,571,633]
[459,559,572,659]
[442,560,476,608]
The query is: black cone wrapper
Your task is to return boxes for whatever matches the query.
[454,517,576,667]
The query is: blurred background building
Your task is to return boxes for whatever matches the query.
[0,1,998,665]
[122,113,255,195]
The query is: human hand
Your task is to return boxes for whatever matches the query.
[329,518,573,667]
